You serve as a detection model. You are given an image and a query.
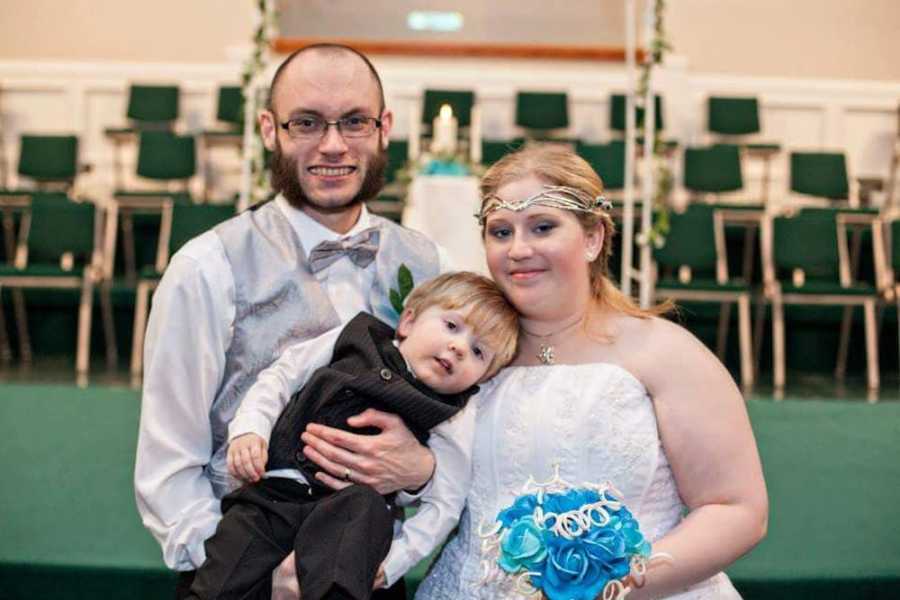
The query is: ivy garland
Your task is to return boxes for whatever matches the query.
[635,0,673,249]
[241,0,278,205]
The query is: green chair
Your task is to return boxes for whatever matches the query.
[610,93,663,132]
[481,138,526,167]
[0,195,108,373]
[762,207,881,391]
[889,220,900,375]
[683,144,744,199]
[385,139,409,186]
[201,86,245,201]
[790,152,849,202]
[515,92,569,137]
[576,140,626,192]
[422,89,474,129]
[114,131,197,282]
[130,202,235,376]
[215,86,243,129]
[652,203,754,388]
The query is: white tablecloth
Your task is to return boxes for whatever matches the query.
[402,175,488,275]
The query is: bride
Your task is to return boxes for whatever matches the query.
[413,144,767,599]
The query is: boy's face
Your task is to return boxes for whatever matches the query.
[396,304,495,394]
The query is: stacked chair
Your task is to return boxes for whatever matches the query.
[515,91,571,142]
[609,93,677,154]
[200,85,244,201]
[130,202,235,376]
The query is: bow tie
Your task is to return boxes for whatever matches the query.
[307,227,380,273]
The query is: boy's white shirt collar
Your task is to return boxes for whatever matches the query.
[392,338,417,379]
[275,194,373,255]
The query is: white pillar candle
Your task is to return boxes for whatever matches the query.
[469,104,482,164]
[431,104,458,156]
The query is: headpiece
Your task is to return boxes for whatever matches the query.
[475,185,612,226]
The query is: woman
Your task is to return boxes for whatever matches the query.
[412,144,768,599]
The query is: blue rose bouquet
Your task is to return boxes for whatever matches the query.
[479,467,662,600]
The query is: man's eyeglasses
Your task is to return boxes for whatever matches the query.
[278,115,382,139]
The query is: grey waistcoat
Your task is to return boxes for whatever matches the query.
[204,200,441,496]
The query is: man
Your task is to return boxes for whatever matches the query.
[135,44,455,599]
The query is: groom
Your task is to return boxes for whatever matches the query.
[135,44,446,599]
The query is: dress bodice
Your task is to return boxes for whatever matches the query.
[415,363,740,600]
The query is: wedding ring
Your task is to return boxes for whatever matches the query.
[343,468,352,482]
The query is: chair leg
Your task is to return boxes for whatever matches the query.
[716,302,731,361]
[12,289,31,364]
[75,278,95,375]
[772,296,786,391]
[0,286,11,363]
[737,295,753,390]
[863,299,879,392]
[100,282,118,370]
[122,212,137,284]
[835,306,853,381]
[752,296,766,380]
[130,281,151,378]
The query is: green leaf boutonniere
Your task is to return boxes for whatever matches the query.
[389,263,415,317]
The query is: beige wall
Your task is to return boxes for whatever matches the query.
[667,0,900,81]
[0,0,898,82]
[0,0,254,62]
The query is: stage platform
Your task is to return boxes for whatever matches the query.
[1,374,899,599]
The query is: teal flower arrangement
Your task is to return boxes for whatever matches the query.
[480,466,665,600]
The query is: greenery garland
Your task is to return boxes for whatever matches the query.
[635,0,673,249]
[241,0,278,204]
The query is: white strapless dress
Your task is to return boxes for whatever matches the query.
[415,363,741,600]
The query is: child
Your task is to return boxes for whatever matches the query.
[188,272,519,600]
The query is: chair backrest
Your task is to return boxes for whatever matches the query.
[136,131,196,181]
[790,152,848,200]
[422,89,475,128]
[515,92,569,130]
[708,96,760,136]
[576,141,625,191]
[27,195,96,267]
[385,140,409,185]
[653,203,718,273]
[772,208,840,283]
[683,144,743,194]
[610,94,664,132]
[17,135,79,183]
[169,204,234,255]
[481,138,526,166]
[891,220,900,272]
[216,86,244,126]
[127,84,179,125]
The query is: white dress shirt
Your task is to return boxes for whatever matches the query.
[134,197,454,571]
[229,329,476,587]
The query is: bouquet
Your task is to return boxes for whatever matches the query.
[479,466,665,600]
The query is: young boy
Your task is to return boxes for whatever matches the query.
[187,272,519,600]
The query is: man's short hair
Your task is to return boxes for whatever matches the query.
[267,43,386,112]
[402,272,519,379]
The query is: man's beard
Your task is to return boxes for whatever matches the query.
[269,140,387,213]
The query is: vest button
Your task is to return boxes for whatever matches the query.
[379,368,393,381]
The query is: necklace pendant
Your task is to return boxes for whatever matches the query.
[537,344,555,365]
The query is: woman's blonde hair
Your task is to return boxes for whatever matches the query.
[402,271,519,379]
[480,143,667,318]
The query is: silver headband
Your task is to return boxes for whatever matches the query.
[475,185,612,226]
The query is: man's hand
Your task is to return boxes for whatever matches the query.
[227,433,268,482]
[301,408,435,494]
[373,564,386,590]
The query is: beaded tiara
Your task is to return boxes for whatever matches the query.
[476,185,612,226]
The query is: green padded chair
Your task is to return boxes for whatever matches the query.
[215,86,243,129]
[201,85,245,201]
[683,144,744,199]
[385,139,409,186]
[652,203,754,388]
[0,195,108,374]
[114,131,197,282]
[422,89,474,129]
[481,138,526,167]
[130,202,235,376]
[515,92,569,138]
[790,152,849,202]
[576,140,626,192]
[763,207,881,391]
[610,93,663,132]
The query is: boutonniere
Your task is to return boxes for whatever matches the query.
[389,263,415,317]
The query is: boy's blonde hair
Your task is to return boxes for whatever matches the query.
[401,271,519,379]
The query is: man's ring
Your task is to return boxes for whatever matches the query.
[343,468,352,482]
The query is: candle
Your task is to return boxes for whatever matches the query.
[408,104,420,160]
[431,103,458,156]
[470,104,482,164]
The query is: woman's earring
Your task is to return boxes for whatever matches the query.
[585,251,596,262]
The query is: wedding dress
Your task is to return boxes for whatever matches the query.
[416,363,741,599]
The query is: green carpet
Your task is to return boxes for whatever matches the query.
[1,386,899,599]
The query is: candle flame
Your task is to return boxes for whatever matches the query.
[439,104,453,119]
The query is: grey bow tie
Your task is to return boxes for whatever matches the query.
[308,227,380,273]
